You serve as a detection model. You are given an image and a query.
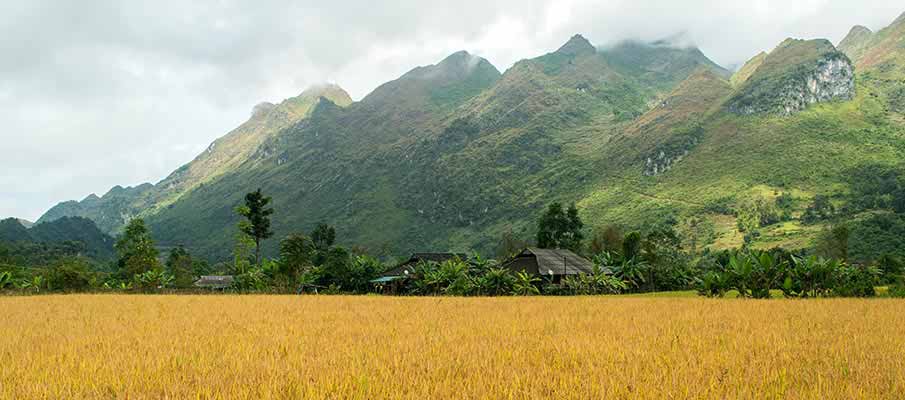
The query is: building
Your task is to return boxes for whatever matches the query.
[194,275,235,290]
[371,253,468,292]
[501,248,595,283]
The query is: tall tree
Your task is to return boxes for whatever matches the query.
[237,189,274,266]
[311,223,336,252]
[496,226,527,259]
[536,203,584,251]
[817,224,850,262]
[280,233,315,278]
[115,218,160,278]
[165,246,195,288]
[622,231,642,261]
[589,225,624,256]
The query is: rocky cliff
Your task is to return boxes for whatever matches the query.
[727,39,854,116]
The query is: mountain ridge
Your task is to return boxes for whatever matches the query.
[37,17,905,262]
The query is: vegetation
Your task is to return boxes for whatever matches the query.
[114,218,160,279]
[536,202,583,251]
[237,189,274,266]
[15,14,905,296]
[697,249,880,298]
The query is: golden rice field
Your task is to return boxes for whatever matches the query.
[2,295,905,399]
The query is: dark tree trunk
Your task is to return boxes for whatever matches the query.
[255,238,261,266]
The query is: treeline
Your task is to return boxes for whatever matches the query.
[2,190,904,298]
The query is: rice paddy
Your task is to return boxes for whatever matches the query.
[2,295,904,399]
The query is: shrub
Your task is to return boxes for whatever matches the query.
[43,259,94,292]
[473,268,515,296]
[830,263,880,297]
[562,265,626,295]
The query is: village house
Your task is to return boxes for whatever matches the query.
[194,275,235,290]
[371,253,468,292]
[501,248,595,283]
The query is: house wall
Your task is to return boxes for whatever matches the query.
[504,257,540,275]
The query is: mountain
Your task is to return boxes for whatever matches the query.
[0,218,31,242]
[38,185,154,234]
[840,12,905,73]
[838,12,905,117]
[38,14,905,262]
[730,52,767,88]
[837,25,874,62]
[726,39,854,115]
[38,85,354,235]
[0,216,114,260]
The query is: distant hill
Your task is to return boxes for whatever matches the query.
[0,218,31,242]
[0,216,115,261]
[38,12,905,262]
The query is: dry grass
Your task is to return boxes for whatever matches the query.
[2,295,904,399]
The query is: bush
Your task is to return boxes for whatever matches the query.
[888,276,905,298]
[830,263,880,297]
[698,250,881,299]
[562,266,626,295]
[43,259,94,292]
[133,269,175,292]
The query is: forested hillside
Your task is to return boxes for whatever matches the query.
[37,13,905,263]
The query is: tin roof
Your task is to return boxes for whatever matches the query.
[194,275,235,288]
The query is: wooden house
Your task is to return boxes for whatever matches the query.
[501,248,595,283]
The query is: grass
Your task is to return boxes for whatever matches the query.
[2,295,904,399]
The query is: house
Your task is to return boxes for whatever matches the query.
[371,253,468,292]
[501,248,595,283]
[194,275,235,290]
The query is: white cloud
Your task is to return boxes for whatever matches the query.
[1,0,902,220]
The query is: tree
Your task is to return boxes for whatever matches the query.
[237,189,274,266]
[495,226,527,259]
[817,224,850,262]
[44,258,93,292]
[317,246,352,288]
[280,233,315,278]
[588,225,623,256]
[311,223,336,252]
[802,195,835,224]
[115,218,160,279]
[622,231,642,261]
[536,203,584,251]
[165,246,195,288]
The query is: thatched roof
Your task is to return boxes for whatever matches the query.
[504,248,595,276]
[194,275,235,289]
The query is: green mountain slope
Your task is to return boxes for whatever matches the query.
[140,37,732,259]
[580,15,905,257]
[38,85,354,234]
[38,14,905,263]
[0,218,31,242]
[1,216,114,260]
[730,52,767,88]
[837,25,874,62]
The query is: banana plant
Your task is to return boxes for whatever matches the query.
[18,276,43,293]
[0,271,13,290]
[727,253,753,298]
[511,271,540,296]
[697,271,730,298]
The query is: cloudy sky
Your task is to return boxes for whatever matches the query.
[1,0,901,221]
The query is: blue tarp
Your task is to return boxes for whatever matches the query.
[370,276,404,283]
